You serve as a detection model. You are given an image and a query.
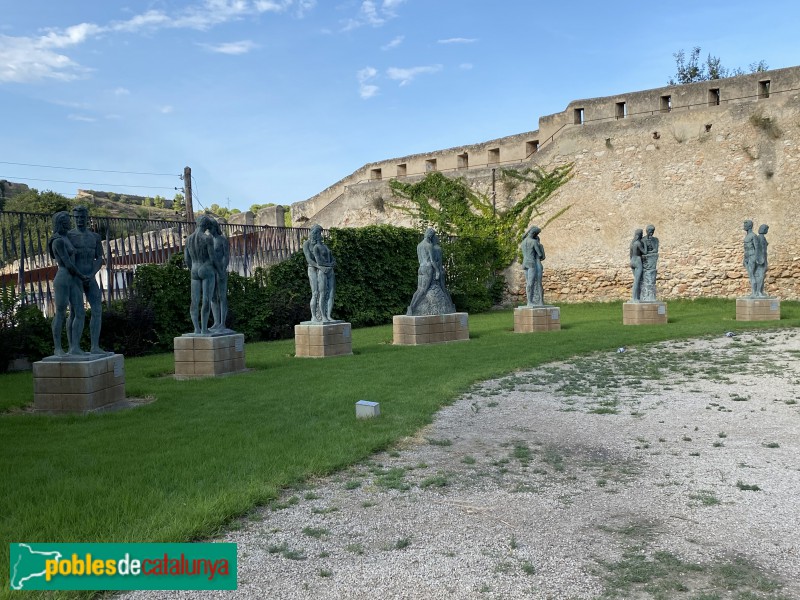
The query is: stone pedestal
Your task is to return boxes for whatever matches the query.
[514,306,561,332]
[623,301,668,325]
[33,354,126,413]
[174,333,246,378]
[393,313,469,345]
[736,297,780,321]
[295,322,352,358]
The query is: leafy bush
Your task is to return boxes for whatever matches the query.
[328,225,419,327]
[100,298,159,356]
[0,286,51,372]
[132,253,192,349]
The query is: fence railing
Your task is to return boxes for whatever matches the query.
[0,211,317,315]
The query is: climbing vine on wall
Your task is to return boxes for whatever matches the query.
[388,163,574,267]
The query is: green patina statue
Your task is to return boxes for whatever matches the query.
[185,214,230,335]
[521,225,545,306]
[406,227,455,316]
[303,224,337,322]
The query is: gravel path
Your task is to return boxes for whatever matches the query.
[124,329,800,600]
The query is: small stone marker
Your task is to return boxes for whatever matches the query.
[356,400,380,419]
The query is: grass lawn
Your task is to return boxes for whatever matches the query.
[1,298,798,598]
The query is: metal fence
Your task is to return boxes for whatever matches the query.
[0,211,317,315]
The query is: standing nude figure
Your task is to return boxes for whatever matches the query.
[185,215,217,334]
[629,229,645,302]
[48,211,89,355]
[641,224,659,301]
[742,220,758,297]
[67,205,106,353]
[754,223,770,297]
[521,225,545,307]
[303,225,336,322]
[209,219,230,332]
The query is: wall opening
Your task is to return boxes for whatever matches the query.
[396,163,407,177]
[457,152,468,169]
[573,108,585,125]
[488,148,500,164]
[660,95,672,113]
[708,88,720,106]
[370,168,382,181]
[615,101,627,119]
[759,80,771,99]
[425,158,437,172]
[526,140,539,155]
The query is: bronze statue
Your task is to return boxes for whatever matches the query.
[521,225,545,306]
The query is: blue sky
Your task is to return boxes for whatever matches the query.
[1,0,798,213]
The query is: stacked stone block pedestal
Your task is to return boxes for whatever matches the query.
[514,306,561,332]
[174,333,246,378]
[393,313,469,345]
[295,322,352,357]
[623,301,668,325]
[33,354,126,413]
[736,298,780,321]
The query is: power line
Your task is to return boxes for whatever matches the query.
[0,161,178,177]
[0,175,176,191]
[190,174,205,210]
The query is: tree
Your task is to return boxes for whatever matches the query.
[669,47,768,85]
[249,202,275,213]
[3,189,74,214]
[172,193,185,213]
[153,195,166,209]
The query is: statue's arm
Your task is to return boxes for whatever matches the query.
[92,234,104,276]
[184,242,192,270]
[53,238,81,277]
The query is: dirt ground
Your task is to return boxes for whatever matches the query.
[124,328,800,600]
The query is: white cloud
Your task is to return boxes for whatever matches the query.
[112,87,130,95]
[160,105,174,114]
[357,66,379,99]
[341,0,404,31]
[459,63,473,70]
[39,23,103,49]
[381,35,404,50]
[200,40,258,54]
[0,35,88,83]
[386,64,442,86]
[68,114,97,122]
[0,1,317,83]
[437,37,477,44]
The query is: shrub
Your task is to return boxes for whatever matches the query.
[327,225,419,327]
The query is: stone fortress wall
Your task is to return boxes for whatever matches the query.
[291,66,800,302]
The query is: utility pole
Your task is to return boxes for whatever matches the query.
[184,166,194,223]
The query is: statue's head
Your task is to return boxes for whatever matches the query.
[758,224,769,234]
[634,228,643,239]
[72,205,89,226]
[743,219,753,231]
[197,214,214,232]
[424,227,435,241]
[527,225,541,238]
[646,224,655,235]
[53,211,71,234]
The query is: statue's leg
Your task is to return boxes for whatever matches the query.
[210,276,221,330]
[200,277,214,334]
[325,274,335,320]
[87,282,104,353]
[52,303,66,356]
[190,278,201,333]
[69,285,86,355]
